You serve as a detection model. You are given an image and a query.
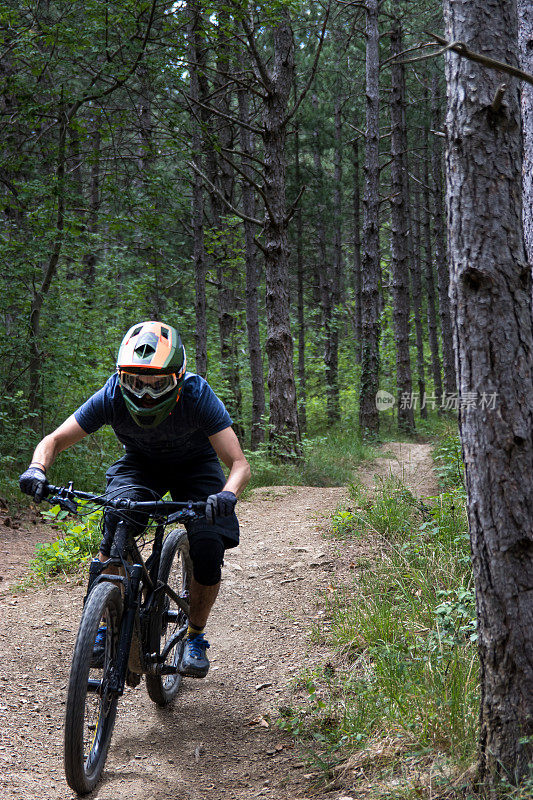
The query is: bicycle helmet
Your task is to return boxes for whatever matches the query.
[116,321,186,427]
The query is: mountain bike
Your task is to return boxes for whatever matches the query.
[43,482,206,795]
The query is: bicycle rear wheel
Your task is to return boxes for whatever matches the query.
[64,581,122,794]
[146,529,191,705]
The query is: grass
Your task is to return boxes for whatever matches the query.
[245,426,375,489]
[277,433,480,797]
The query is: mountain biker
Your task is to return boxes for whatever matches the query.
[19,320,251,679]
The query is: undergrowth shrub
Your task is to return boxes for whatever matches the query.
[246,429,374,489]
[29,503,103,580]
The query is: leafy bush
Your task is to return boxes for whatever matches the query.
[433,431,465,492]
[29,503,103,581]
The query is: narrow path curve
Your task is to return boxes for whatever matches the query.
[0,443,437,800]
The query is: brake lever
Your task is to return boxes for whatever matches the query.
[49,495,79,515]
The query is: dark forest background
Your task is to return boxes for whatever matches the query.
[0,0,476,494]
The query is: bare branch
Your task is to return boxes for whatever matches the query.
[241,14,273,92]
[216,148,273,214]
[424,31,533,86]
[285,185,306,225]
[187,160,264,227]
[180,90,263,136]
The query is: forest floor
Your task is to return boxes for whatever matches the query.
[0,442,437,800]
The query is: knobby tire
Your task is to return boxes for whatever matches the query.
[64,581,122,794]
[146,529,191,706]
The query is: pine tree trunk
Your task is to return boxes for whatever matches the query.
[312,94,339,426]
[359,0,381,436]
[431,70,457,396]
[329,79,343,423]
[29,107,67,429]
[260,14,301,457]
[389,18,415,433]
[422,97,443,409]
[443,0,533,786]
[518,0,533,291]
[352,127,362,363]
[214,12,243,439]
[187,1,207,376]
[410,160,427,417]
[294,111,307,433]
[82,124,101,287]
[238,87,265,449]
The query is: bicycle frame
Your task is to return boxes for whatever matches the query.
[46,484,202,698]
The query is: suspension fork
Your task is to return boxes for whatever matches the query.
[109,563,143,696]
[107,521,143,696]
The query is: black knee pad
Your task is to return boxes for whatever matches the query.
[188,534,225,586]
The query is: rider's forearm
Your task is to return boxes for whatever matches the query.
[30,435,60,473]
[223,458,251,498]
[28,415,89,473]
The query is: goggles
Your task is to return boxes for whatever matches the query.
[118,370,178,399]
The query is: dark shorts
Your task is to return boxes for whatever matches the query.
[99,451,240,558]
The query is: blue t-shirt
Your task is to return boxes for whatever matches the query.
[74,372,232,463]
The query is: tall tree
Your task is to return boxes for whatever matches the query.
[359,0,381,436]
[389,13,415,433]
[422,87,443,408]
[410,160,427,418]
[241,6,304,456]
[238,85,266,448]
[351,125,362,362]
[443,0,533,786]
[187,0,208,376]
[431,70,456,396]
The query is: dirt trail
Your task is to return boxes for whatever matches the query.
[0,443,437,800]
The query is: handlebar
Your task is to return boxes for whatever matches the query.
[45,483,207,522]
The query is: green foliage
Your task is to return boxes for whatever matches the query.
[246,427,374,489]
[433,430,465,492]
[29,503,103,581]
[330,476,420,540]
[281,471,477,780]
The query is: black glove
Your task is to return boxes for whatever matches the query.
[19,466,48,503]
[205,490,237,524]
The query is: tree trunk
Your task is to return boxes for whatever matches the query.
[431,70,457,396]
[312,93,339,426]
[213,11,243,439]
[238,86,265,449]
[410,159,427,418]
[359,0,381,436]
[422,93,443,409]
[389,18,415,433]
[352,128,362,364]
[518,0,533,298]
[187,1,207,376]
[443,0,533,787]
[82,124,101,287]
[258,13,301,457]
[330,76,343,423]
[294,109,307,433]
[29,106,67,428]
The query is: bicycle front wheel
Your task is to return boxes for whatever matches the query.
[64,581,122,794]
[146,529,191,705]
